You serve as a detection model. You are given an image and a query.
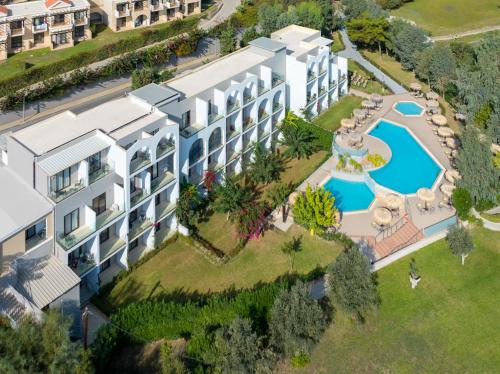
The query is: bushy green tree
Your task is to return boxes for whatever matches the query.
[416,44,456,95]
[327,245,378,318]
[214,317,274,374]
[292,185,338,236]
[220,24,237,56]
[240,26,261,47]
[388,19,429,70]
[279,112,317,159]
[176,182,202,229]
[214,176,255,221]
[446,225,474,266]
[269,281,328,359]
[248,143,284,184]
[258,3,283,35]
[347,17,390,55]
[451,187,473,220]
[0,311,91,373]
[131,67,160,89]
[342,0,387,21]
[267,182,293,223]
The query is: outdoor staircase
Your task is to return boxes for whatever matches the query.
[0,286,28,325]
[373,220,423,258]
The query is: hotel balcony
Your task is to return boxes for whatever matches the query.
[57,225,94,251]
[243,116,256,131]
[258,83,269,96]
[180,122,205,138]
[115,8,131,17]
[151,171,175,194]
[129,217,154,240]
[243,93,255,105]
[49,181,85,203]
[208,112,223,125]
[226,126,240,141]
[25,231,47,251]
[100,235,126,262]
[32,24,48,33]
[307,71,317,82]
[258,109,269,123]
[226,99,240,115]
[156,200,175,221]
[319,87,327,97]
[89,164,113,185]
[208,159,223,172]
[96,208,124,231]
[74,16,88,26]
[156,139,175,159]
[272,102,283,113]
[9,27,25,36]
[69,252,96,277]
[130,151,151,174]
[130,188,151,207]
[272,73,284,88]
[319,67,327,76]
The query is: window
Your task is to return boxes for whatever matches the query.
[33,17,45,27]
[10,36,22,49]
[88,152,102,174]
[134,1,143,10]
[92,193,106,216]
[181,110,191,129]
[129,238,139,251]
[10,20,22,30]
[74,25,85,38]
[208,99,212,115]
[53,14,65,25]
[100,258,111,271]
[155,194,161,206]
[99,228,109,244]
[129,210,138,225]
[25,225,37,240]
[54,167,71,192]
[74,11,85,22]
[64,209,79,235]
[52,32,68,45]
[150,163,159,180]
[34,33,44,44]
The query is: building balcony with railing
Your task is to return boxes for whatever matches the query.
[271,73,284,88]
[49,179,86,203]
[180,122,205,138]
[243,92,255,105]
[89,164,113,185]
[129,215,154,240]
[156,199,175,221]
[208,112,223,125]
[57,225,94,251]
[96,206,124,231]
[151,171,175,194]
[226,99,240,115]
[258,82,269,96]
[243,116,255,131]
[68,250,95,277]
[100,234,126,262]
[307,70,317,82]
[130,187,151,207]
[130,150,151,174]
[32,23,48,33]
[156,138,175,159]
[272,102,283,113]
[258,109,269,122]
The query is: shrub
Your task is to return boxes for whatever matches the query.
[451,187,473,220]
[366,153,386,167]
[131,67,160,89]
[291,353,311,368]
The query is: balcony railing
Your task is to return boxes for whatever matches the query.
[151,172,175,193]
[74,16,87,25]
[226,128,240,141]
[69,253,96,276]
[226,150,241,163]
[49,181,85,203]
[57,225,94,251]
[259,128,270,139]
[115,8,130,17]
[157,140,175,159]
[156,201,175,221]
[258,111,269,122]
[319,87,327,97]
[32,24,47,33]
[307,71,317,82]
[273,102,283,113]
[180,123,204,138]
[208,160,223,171]
[130,153,151,174]
[258,84,269,96]
[306,94,317,106]
[243,117,255,130]
[272,73,284,88]
[130,189,151,207]
[129,218,154,240]
[25,231,47,251]
[9,27,25,36]
[89,164,112,185]
[208,112,223,125]
[96,208,124,230]
[243,140,255,152]
[319,67,327,76]
[226,100,240,115]
[243,93,255,105]
[100,236,126,261]
[329,80,337,89]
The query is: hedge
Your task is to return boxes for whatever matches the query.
[0,17,199,98]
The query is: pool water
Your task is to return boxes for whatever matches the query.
[394,101,424,116]
[368,121,441,194]
[324,178,375,212]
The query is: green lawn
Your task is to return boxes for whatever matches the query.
[480,212,500,223]
[438,30,500,45]
[314,95,363,131]
[299,226,500,373]
[348,60,387,95]
[100,224,342,311]
[391,0,500,36]
[331,31,345,53]
[0,19,198,83]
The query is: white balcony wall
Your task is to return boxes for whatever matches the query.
[84,205,97,231]
[195,97,209,127]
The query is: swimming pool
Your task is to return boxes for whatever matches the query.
[368,121,441,194]
[394,101,424,116]
[324,178,375,212]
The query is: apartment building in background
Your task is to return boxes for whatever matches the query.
[0,0,92,60]
[91,0,200,32]
[0,25,347,328]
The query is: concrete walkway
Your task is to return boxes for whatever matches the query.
[200,0,241,30]
[471,208,500,231]
[338,29,407,94]
[430,25,500,42]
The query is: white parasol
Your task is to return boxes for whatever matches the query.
[373,207,392,226]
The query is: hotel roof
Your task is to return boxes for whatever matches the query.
[12,95,166,155]
[0,0,89,19]
[271,24,331,59]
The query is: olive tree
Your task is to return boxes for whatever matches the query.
[446,225,474,266]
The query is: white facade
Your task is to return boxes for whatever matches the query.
[0,25,348,304]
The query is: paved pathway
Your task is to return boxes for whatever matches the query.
[337,29,407,94]
[471,208,500,232]
[430,25,500,42]
[200,0,241,30]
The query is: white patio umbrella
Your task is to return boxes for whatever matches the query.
[340,118,355,129]
[383,193,404,211]
[437,127,454,138]
[432,114,448,126]
[445,169,461,184]
[348,132,363,145]
[373,207,392,226]
[362,100,375,109]
[440,183,456,198]
[353,108,366,119]
[426,91,439,100]
[426,99,439,108]
[410,82,422,92]
[455,113,466,122]
[417,188,435,209]
[370,93,383,104]
[446,137,458,149]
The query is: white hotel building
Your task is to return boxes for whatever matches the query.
[0,25,347,326]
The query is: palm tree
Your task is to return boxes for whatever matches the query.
[214,176,254,222]
[279,113,317,159]
[248,143,284,184]
[267,182,292,223]
[281,235,302,270]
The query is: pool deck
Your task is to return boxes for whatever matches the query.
[294,93,457,260]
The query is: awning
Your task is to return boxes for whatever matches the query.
[14,255,81,309]
[38,133,111,175]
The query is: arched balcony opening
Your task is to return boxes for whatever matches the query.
[156,136,175,159]
[272,91,283,113]
[226,90,240,114]
[189,139,205,165]
[130,147,151,174]
[258,99,269,122]
[208,128,222,154]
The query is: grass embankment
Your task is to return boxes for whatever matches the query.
[480,212,500,223]
[362,50,460,133]
[391,0,500,36]
[331,31,345,53]
[314,95,363,132]
[348,60,387,95]
[301,226,500,373]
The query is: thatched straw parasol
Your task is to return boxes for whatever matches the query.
[440,183,455,198]
[373,207,392,226]
[410,82,422,92]
[437,127,454,138]
[383,193,404,211]
[446,137,458,149]
[362,100,375,109]
[341,118,355,129]
[353,108,366,119]
[417,188,435,208]
[445,169,461,184]
[432,114,448,126]
[455,113,466,122]
[426,99,439,108]
[426,91,439,100]
[370,93,383,104]
[491,143,500,155]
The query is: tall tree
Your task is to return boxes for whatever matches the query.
[327,245,379,318]
[280,235,303,270]
[248,143,284,184]
[220,24,237,56]
[0,312,91,373]
[267,182,293,223]
[175,182,202,229]
[279,114,317,159]
[292,185,338,235]
[214,176,254,221]
[347,17,390,56]
[456,126,499,203]
[446,225,474,266]
[388,19,429,70]
[416,44,457,95]
[258,3,283,35]
[269,281,328,359]
[342,0,387,21]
